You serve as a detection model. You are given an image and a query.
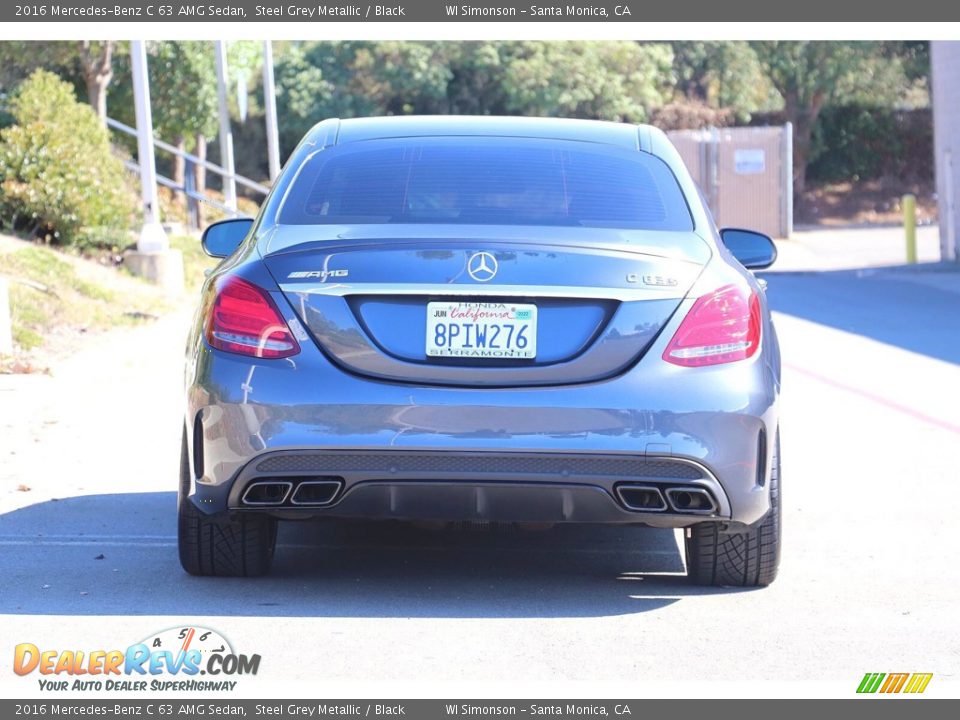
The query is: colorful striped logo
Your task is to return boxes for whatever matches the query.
[857,672,933,694]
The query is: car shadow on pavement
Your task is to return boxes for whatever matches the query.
[761,264,960,365]
[0,491,757,619]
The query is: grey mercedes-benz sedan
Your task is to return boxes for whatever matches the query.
[180,115,781,585]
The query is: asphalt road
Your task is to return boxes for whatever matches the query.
[1,254,959,697]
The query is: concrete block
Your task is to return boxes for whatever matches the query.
[137,221,169,253]
[123,248,185,294]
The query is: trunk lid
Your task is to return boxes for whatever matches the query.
[262,226,709,387]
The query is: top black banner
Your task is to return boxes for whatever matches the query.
[5,0,958,22]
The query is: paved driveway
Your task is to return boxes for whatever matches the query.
[2,250,958,697]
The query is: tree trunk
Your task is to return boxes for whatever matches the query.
[78,41,114,123]
[86,78,108,121]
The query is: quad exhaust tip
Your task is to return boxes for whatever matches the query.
[616,485,668,512]
[290,479,342,506]
[241,481,293,506]
[616,484,718,515]
[241,478,343,507]
[665,487,717,515]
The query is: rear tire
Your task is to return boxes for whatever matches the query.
[177,431,277,577]
[685,429,781,587]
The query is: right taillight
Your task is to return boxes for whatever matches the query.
[662,284,761,367]
[204,276,300,359]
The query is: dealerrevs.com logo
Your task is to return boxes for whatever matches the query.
[13,626,260,692]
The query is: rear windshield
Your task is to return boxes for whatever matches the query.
[278,137,693,231]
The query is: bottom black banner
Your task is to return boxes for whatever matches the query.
[1,700,957,719]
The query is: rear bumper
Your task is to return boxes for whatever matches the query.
[183,300,780,526]
[218,449,728,528]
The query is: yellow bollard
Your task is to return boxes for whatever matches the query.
[903,193,917,264]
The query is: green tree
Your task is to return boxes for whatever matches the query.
[148,42,219,188]
[502,41,674,121]
[0,70,133,247]
[751,41,915,194]
[355,41,453,115]
[0,42,78,98]
[0,42,90,130]
[274,42,337,155]
[78,41,116,122]
[444,42,513,115]
[111,42,222,199]
[669,41,776,117]
[880,41,930,85]
[274,41,452,154]
[273,40,677,154]
[0,41,119,123]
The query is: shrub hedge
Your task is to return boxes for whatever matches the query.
[751,105,933,185]
[807,105,932,184]
[0,70,134,248]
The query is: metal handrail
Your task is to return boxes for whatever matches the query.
[107,117,270,196]
[121,160,252,219]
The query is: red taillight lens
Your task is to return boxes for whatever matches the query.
[204,276,300,359]
[662,284,761,367]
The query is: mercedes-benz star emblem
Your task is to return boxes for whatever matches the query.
[467,252,498,282]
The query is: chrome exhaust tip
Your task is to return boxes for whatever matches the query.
[241,481,293,506]
[665,487,717,514]
[290,479,342,506]
[616,485,668,512]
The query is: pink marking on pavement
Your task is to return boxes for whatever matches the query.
[785,363,960,436]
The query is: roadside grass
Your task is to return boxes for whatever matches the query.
[0,231,217,370]
[0,241,174,355]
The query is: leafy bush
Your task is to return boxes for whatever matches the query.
[807,105,932,184]
[750,105,933,185]
[0,70,134,248]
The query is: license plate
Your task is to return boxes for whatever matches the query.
[426,302,538,359]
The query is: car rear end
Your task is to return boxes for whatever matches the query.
[179,117,780,584]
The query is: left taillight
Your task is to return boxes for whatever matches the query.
[204,276,300,359]
[662,284,761,367]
